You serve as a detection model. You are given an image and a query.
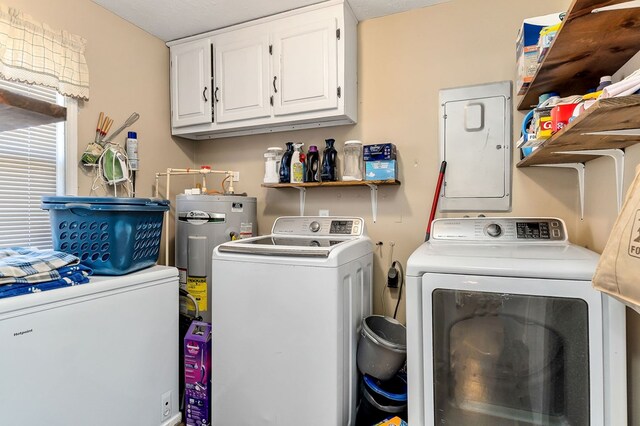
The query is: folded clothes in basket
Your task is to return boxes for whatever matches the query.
[0,247,92,285]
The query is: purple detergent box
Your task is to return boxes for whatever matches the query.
[184,321,212,426]
[363,143,396,161]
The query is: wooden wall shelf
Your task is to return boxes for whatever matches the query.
[262,179,401,188]
[517,95,640,167]
[0,88,67,132]
[262,179,401,222]
[518,0,640,111]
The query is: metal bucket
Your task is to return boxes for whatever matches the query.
[357,315,407,380]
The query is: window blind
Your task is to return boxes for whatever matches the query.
[0,81,61,250]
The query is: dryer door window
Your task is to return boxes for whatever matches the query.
[432,289,590,425]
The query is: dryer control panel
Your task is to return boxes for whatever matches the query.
[431,217,567,242]
[272,216,365,237]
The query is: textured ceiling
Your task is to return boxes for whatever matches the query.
[91,0,450,42]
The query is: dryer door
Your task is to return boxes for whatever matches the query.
[420,273,604,426]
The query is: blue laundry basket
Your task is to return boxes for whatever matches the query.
[41,196,170,275]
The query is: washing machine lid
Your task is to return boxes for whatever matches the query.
[407,217,600,280]
[216,216,367,258]
[217,235,355,257]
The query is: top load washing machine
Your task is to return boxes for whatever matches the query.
[211,216,373,426]
[175,194,256,322]
[406,217,626,426]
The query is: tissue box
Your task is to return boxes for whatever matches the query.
[184,321,212,426]
[365,160,397,181]
[363,143,396,161]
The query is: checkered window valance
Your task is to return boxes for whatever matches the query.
[0,4,89,100]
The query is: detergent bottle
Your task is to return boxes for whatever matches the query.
[306,145,320,182]
[279,142,294,183]
[320,138,338,182]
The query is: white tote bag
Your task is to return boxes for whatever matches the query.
[593,165,640,314]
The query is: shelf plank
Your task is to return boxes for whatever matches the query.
[0,88,67,132]
[517,95,640,167]
[518,0,640,110]
[262,179,401,188]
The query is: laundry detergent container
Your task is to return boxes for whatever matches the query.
[357,315,407,380]
[41,196,169,275]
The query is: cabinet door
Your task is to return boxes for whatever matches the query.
[170,38,213,128]
[272,13,338,116]
[214,27,271,123]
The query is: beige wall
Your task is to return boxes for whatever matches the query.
[5,0,195,263]
[7,0,640,422]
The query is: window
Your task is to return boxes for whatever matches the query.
[0,81,76,250]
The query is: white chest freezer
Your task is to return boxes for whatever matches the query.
[0,266,181,426]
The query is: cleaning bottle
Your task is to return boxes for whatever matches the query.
[306,145,320,182]
[300,152,307,182]
[279,142,294,183]
[320,138,338,182]
[126,131,139,171]
[597,75,612,91]
[290,143,305,184]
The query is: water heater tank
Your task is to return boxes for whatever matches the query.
[175,194,257,322]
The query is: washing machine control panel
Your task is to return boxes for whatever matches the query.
[430,218,566,242]
[272,216,365,236]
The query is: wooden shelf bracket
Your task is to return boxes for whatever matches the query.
[557,149,625,213]
[533,163,586,219]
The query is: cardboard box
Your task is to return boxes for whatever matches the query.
[184,321,212,426]
[363,143,396,161]
[533,106,554,139]
[516,13,563,95]
[375,417,408,426]
[516,13,563,55]
[365,160,397,181]
[516,46,539,95]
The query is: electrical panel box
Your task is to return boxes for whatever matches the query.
[439,81,512,212]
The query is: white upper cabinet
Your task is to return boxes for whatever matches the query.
[214,25,272,123]
[167,0,357,140]
[170,38,212,128]
[272,11,338,116]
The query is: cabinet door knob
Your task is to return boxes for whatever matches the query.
[273,76,278,93]
[214,87,219,103]
[202,87,208,102]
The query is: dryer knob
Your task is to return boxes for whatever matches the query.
[486,223,502,237]
[309,221,321,233]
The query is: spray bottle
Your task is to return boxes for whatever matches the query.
[290,143,305,183]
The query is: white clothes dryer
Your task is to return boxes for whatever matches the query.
[406,217,626,426]
[211,216,372,426]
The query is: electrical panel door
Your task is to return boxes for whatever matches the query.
[439,81,512,212]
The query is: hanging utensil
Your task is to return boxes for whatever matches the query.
[102,112,140,144]
[94,112,105,143]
